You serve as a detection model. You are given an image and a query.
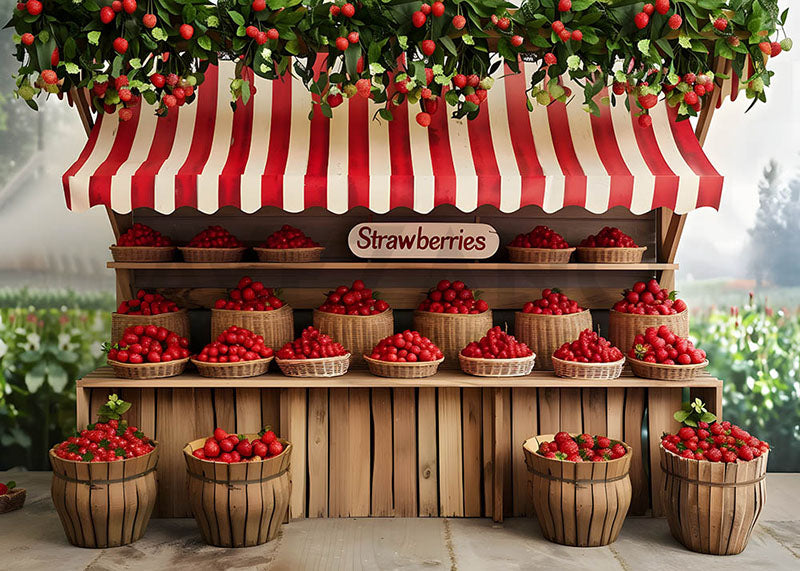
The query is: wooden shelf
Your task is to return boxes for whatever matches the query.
[107,261,678,271]
[79,366,720,389]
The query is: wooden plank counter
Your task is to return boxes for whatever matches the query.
[76,368,722,522]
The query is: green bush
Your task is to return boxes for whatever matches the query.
[692,298,800,472]
[0,290,113,470]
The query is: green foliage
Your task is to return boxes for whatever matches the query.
[0,291,111,470]
[96,393,131,422]
[692,298,800,471]
[674,398,717,427]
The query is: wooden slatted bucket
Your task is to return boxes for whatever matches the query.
[183,437,292,548]
[49,445,159,548]
[660,446,769,555]
[523,435,632,547]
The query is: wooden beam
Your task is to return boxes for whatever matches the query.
[70,87,95,137]
[695,56,728,146]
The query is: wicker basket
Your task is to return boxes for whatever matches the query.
[507,246,575,264]
[552,356,626,380]
[276,354,351,377]
[458,354,536,377]
[211,305,294,351]
[178,246,247,263]
[413,310,493,369]
[191,356,273,379]
[514,310,593,370]
[629,358,708,381]
[313,309,394,369]
[111,310,190,344]
[0,488,25,514]
[253,246,325,263]
[364,355,443,378]
[523,435,632,547]
[107,357,189,379]
[608,309,690,354]
[109,245,175,263]
[575,246,647,264]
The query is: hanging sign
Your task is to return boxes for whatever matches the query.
[348,222,500,259]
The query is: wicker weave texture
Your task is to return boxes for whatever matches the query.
[575,246,647,264]
[507,246,575,263]
[111,310,190,344]
[551,356,625,380]
[313,309,394,368]
[275,354,351,377]
[514,310,592,370]
[211,305,294,351]
[413,310,493,369]
[253,247,325,263]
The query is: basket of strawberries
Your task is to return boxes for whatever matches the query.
[627,326,708,381]
[523,432,632,547]
[514,288,592,370]
[183,426,291,547]
[112,289,189,342]
[459,326,536,377]
[506,225,575,263]
[50,395,158,547]
[0,480,25,515]
[276,326,350,377]
[552,329,626,380]
[110,223,175,262]
[211,276,294,351]
[609,279,689,351]
[364,331,444,378]
[660,400,769,555]
[192,326,275,378]
[575,227,646,263]
[106,325,190,379]
[313,280,393,368]
[178,225,247,262]
[413,279,492,368]
[253,224,325,263]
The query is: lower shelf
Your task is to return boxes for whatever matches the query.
[78,366,723,389]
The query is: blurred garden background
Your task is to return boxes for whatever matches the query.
[0,2,798,473]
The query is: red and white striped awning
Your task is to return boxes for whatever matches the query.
[63,59,723,215]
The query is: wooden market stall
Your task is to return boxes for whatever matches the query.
[64,57,729,523]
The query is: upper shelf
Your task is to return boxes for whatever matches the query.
[108,261,678,271]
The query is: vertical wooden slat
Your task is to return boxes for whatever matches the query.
[261,388,281,430]
[349,388,371,517]
[581,388,607,437]
[648,387,683,516]
[371,388,394,516]
[170,389,196,518]
[461,388,482,517]
[606,388,625,441]
[481,388,493,517]
[511,388,537,517]
[491,388,504,523]
[214,388,236,432]
[76,387,90,429]
[235,388,263,434]
[139,389,156,439]
[560,388,582,434]
[118,389,141,431]
[90,389,112,423]
[417,387,438,517]
[393,388,417,517]
[153,389,174,518]
[307,388,329,518]
[194,388,215,439]
[280,388,307,519]
[500,388,513,517]
[328,388,349,517]
[437,387,464,517]
[624,387,648,516]
[537,388,561,434]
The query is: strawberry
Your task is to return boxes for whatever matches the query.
[571,30,582,42]
[634,12,649,29]
[597,436,611,449]
[236,439,253,457]
[431,1,444,17]
[21,32,34,45]
[559,439,579,455]
[252,0,266,10]
[214,428,228,441]
[277,326,348,360]
[759,41,772,55]
[558,0,571,11]
[511,35,524,47]
[268,441,284,457]
[551,20,565,33]
[452,15,466,30]
[335,37,349,51]
[770,42,782,57]
[655,0,670,15]
[638,114,653,128]
[705,447,722,462]
[112,37,128,54]
[554,431,571,444]
[341,2,355,17]
[461,327,534,359]
[261,430,277,445]
[122,0,136,14]
[642,3,654,16]
[678,427,696,441]
[219,438,234,453]
[421,40,436,56]
[252,441,268,458]
[203,439,220,458]
[370,331,443,363]
[267,28,280,40]
[580,227,637,248]
[713,17,728,31]
[142,13,156,28]
[412,10,427,28]
[638,92,658,109]
[553,329,623,363]
[544,53,557,66]
[26,0,42,15]
[577,434,594,449]
[40,70,58,85]
[100,6,115,23]
[347,31,359,44]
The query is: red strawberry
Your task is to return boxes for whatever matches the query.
[634,12,649,29]
[236,439,253,458]
[252,441,268,458]
[596,436,611,449]
[142,13,156,28]
[655,0,670,15]
[261,429,277,445]
[341,2,355,17]
[678,427,696,441]
[412,10,427,28]
[113,37,128,54]
[577,434,594,449]
[268,440,284,457]
[713,17,728,31]
[452,15,466,30]
[416,112,431,127]
[100,6,115,23]
[203,439,220,458]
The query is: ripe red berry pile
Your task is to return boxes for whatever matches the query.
[417,280,489,314]
[0,481,15,495]
[661,422,769,463]
[195,326,274,363]
[579,227,637,248]
[461,326,533,359]
[553,329,623,363]
[262,225,320,249]
[522,288,583,315]
[318,280,390,315]
[192,427,285,463]
[107,326,190,364]
[629,325,706,365]
[117,289,179,315]
[186,225,244,248]
[277,326,348,360]
[54,418,154,462]
[509,225,570,249]
[536,432,628,462]
[117,223,173,247]
[369,330,443,363]
[612,278,688,315]
[214,276,284,311]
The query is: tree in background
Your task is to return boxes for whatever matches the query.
[748,160,800,287]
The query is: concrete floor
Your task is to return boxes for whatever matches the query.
[0,471,798,571]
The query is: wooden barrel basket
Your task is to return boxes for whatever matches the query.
[183,437,292,548]
[523,435,632,547]
[514,309,592,370]
[660,446,769,555]
[49,444,159,548]
[413,310,493,369]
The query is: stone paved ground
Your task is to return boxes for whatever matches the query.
[1,470,797,571]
